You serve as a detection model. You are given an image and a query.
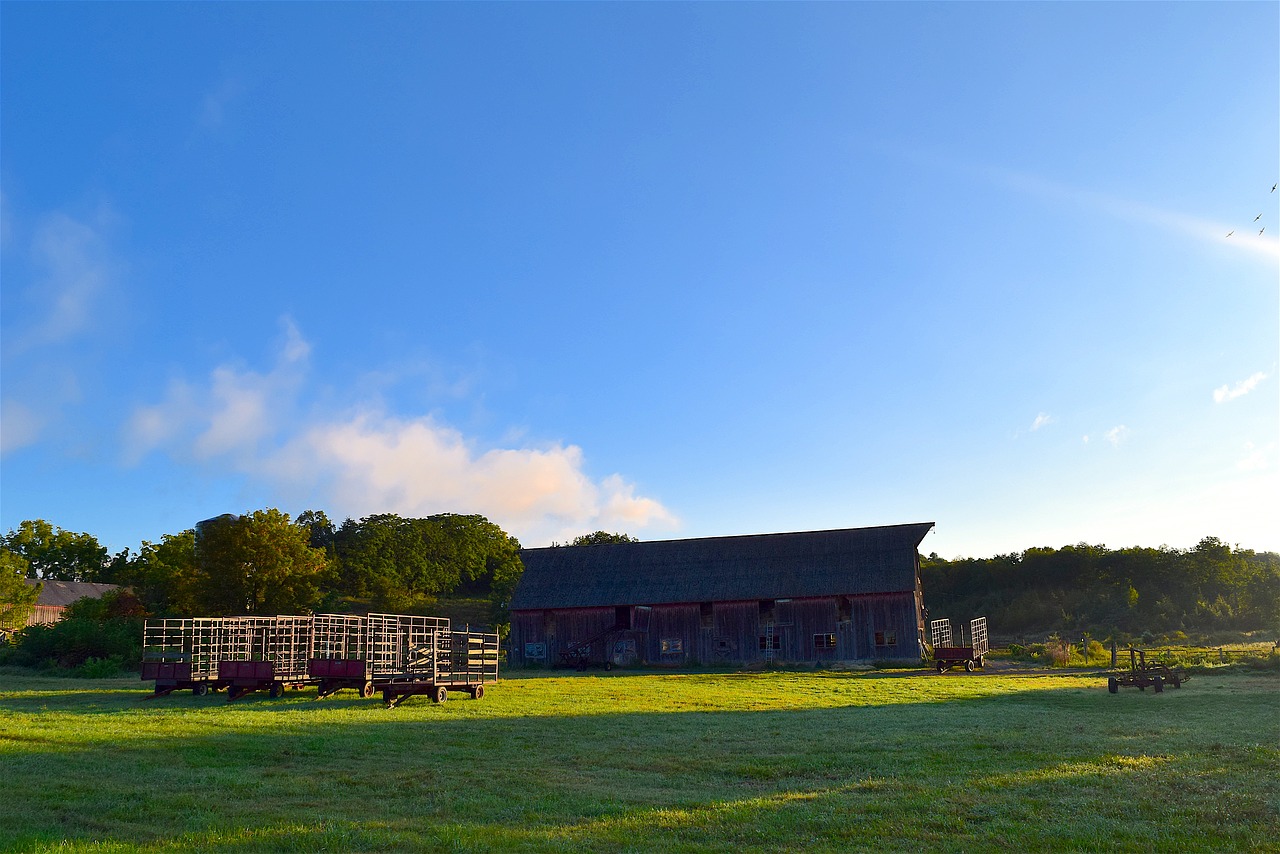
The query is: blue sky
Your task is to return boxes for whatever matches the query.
[2,3,1277,559]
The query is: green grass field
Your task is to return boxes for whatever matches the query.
[2,665,1277,852]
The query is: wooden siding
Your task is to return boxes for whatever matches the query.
[510,590,923,667]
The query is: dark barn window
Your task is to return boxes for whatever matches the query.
[874,631,897,646]
[814,633,836,649]
[700,602,713,628]
[758,635,781,650]
[615,605,631,629]
[759,599,775,621]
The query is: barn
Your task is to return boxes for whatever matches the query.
[509,522,934,668]
[21,579,120,626]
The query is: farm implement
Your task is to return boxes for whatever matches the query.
[1107,646,1189,694]
[930,616,988,672]
[141,612,499,706]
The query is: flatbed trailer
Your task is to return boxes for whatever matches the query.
[931,616,988,672]
[1107,647,1189,694]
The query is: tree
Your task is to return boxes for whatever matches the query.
[1,549,39,635]
[560,531,639,547]
[1,520,108,581]
[296,509,337,551]
[193,510,328,615]
[332,513,523,617]
[120,531,199,616]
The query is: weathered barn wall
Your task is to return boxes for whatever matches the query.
[511,590,923,667]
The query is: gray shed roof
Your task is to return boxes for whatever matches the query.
[25,579,120,607]
[511,522,934,610]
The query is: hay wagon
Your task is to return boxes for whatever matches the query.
[140,618,221,697]
[142,611,500,707]
[930,616,988,672]
[1107,647,1188,694]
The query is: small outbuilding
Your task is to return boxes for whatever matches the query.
[509,522,934,668]
[23,579,120,626]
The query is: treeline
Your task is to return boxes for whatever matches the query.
[2,511,523,620]
[921,537,1280,640]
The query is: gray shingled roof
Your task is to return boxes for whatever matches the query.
[511,523,934,610]
[24,579,119,607]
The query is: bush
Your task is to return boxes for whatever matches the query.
[76,655,127,678]
[3,591,144,672]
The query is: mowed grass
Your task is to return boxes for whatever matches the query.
[1,666,1277,852]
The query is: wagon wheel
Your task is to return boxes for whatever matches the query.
[976,656,984,669]
[360,681,375,699]
[269,682,285,699]
[470,684,485,700]
[1107,677,1118,694]
[964,659,975,672]
[1152,676,1163,694]
[193,683,209,697]
[1170,675,1181,689]
[936,660,947,673]
[433,685,448,703]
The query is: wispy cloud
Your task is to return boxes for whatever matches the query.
[1236,441,1272,472]
[1105,425,1129,446]
[199,75,246,130]
[983,166,1280,260]
[1,208,118,456]
[1031,412,1053,431]
[1213,372,1268,404]
[124,320,677,545]
[12,212,115,352]
[0,400,43,455]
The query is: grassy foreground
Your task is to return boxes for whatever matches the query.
[1,666,1277,852]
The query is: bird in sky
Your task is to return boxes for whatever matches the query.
[1261,227,1267,236]
[1254,214,1262,222]
[1272,183,1277,192]
[1226,230,1234,237]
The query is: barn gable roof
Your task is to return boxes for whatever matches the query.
[24,579,120,607]
[511,522,934,610]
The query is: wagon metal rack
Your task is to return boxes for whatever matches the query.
[142,612,499,706]
[141,618,221,697]
[379,629,500,707]
[309,614,374,698]
[216,615,316,701]
[1107,647,1189,694]
[931,616,988,672]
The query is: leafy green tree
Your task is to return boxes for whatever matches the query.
[558,531,639,547]
[332,513,522,620]
[297,509,337,551]
[121,531,199,616]
[193,510,327,615]
[1,549,40,635]
[1,520,108,581]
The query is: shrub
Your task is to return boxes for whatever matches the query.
[4,590,144,672]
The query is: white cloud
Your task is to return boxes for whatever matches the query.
[1031,413,1053,431]
[12,212,114,352]
[199,75,246,129]
[0,400,43,454]
[1105,425,1129,446]
[1236,442,1272,472]
[124,321,677,545]
[1213,372,1268,404]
